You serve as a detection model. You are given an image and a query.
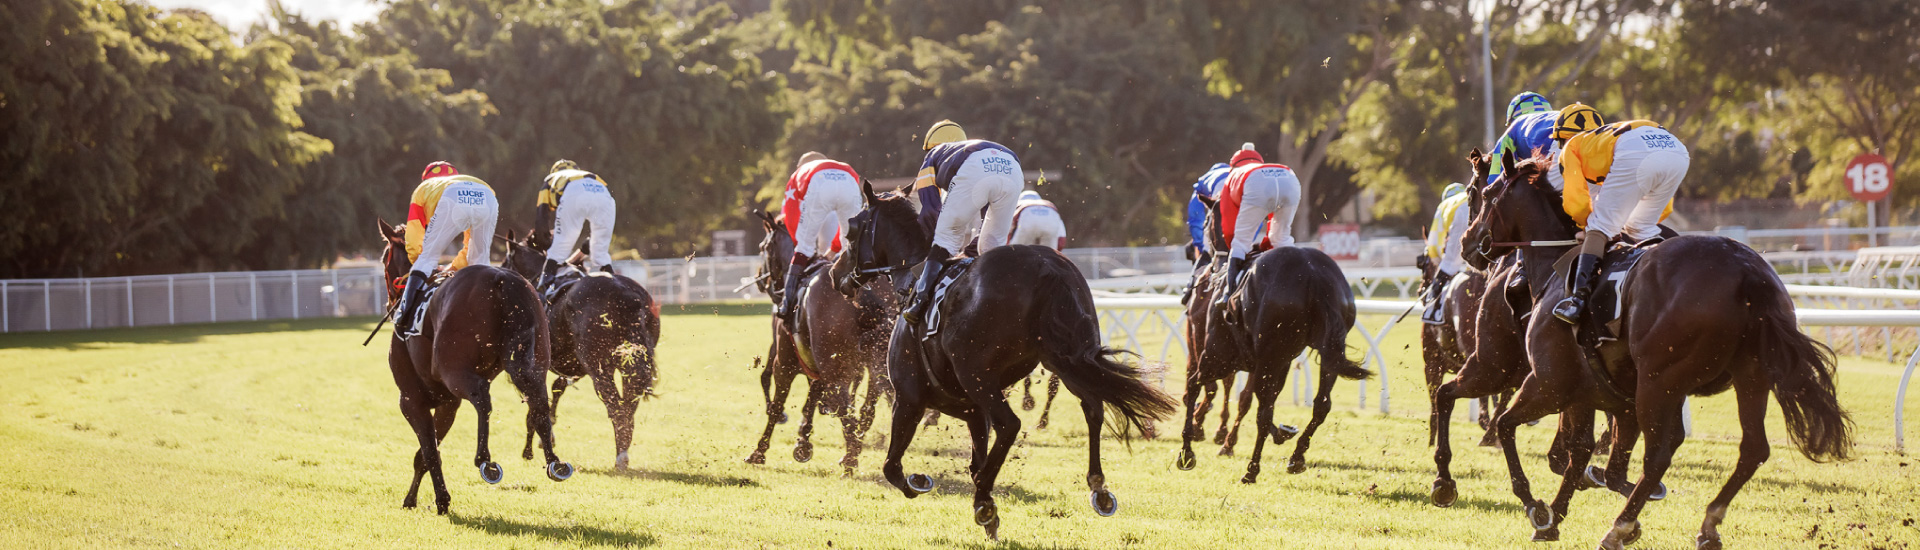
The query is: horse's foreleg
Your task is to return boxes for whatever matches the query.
[881,394,932,499]
[1240,384,1278,484]
[398,395,443,513]
[1598,396,1688,550]
[1020,375,1036,411]
[1430,379,1463,508]
[1036,373,1060,430]
[965,414,990,477]
[1539,405,1598,542]
[794,381,822,463]
[1697,379,1771,550]
[1495,376,1570,541]
[525,376,570,460]
[1602,413,1643,496]
[1221,377,1257,456]
[585,367,631,470]
[1176,375,1203,471]
[747,368,796,465]
[967,393,1022,541]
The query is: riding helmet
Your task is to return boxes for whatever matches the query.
[795,151,827,168]
[1506,92,1553,126]
[1554,103,1605,141]
[1230,142,1263,167]
[922,120,967,150]
[420,161,459,181]
[549,159,578,174]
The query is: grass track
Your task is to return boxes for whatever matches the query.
[0,312,1915,549]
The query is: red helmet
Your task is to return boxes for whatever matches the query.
[420,161,459,181]
[1230,143,1264,167]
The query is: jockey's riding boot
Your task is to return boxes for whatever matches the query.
[598,265,614,275]
[1212,257,1249,312]
[903,246,953,327]
[535,258,562,299]
[1180,254,1207,306]
[776,253,811,324]
[1552,253,1602,325]
[1422,270,1454,323]
[393,271,429,338]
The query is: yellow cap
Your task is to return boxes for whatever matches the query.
[550,159,578,174]
[923,120,967,150]
[1553,103,1605,141]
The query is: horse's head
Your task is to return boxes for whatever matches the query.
[753,208,792,297]
[1197,194,1228,258]
[376,219,409,307]
[833,179,928,298]
[498,230,546,282]
[1462,148,1576,270]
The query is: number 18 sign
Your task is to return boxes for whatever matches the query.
[1846,153,1891,202]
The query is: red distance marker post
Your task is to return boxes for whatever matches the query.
[1846,153,1892,246]
[1319,223,1361,261]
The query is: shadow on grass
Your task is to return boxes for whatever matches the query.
[0,317,378,350]
[1372,486,1522,514]
[451,512,657,547]
[660,302,769,317]
[931,534,1090,550]
[588,467,761,488]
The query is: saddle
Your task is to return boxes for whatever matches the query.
[921,257,976,340]
[1550,237,1662,407]
[787,259,833,378]
[1419,275,1460,325]
[399,270,456,339]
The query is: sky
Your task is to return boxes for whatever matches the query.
[142,0,382,30]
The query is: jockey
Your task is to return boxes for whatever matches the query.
[1487,92,1558,183]
[1552,119,1689,324]
[1009,189,1067,250]
[775,151,863,323]
[1421,183,1471,322]
[535,159,616,295]
[1181,162,1234,305]
[1212,143,1301,310]
[902,120,1024,326]
[396,161,499,336]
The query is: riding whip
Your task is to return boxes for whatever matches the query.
[361,299,401,346]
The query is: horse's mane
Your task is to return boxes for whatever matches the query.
[1506,153,1578,231]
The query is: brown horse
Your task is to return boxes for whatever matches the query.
[744,209,895,474]
[376,220,571,516]
[1462,152,1853,549]
[1183,260,1292,457]
[1174,195,1370,482]
[500,232,660,471]
[837,183,1176,540]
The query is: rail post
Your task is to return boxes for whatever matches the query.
[1896,343,1920,451]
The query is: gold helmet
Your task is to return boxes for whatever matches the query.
[1553,103,1605,141]
[550,159,578,174]
[795,151,827,168]
[922,120,967,150]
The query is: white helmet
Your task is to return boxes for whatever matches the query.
[1019,190,1042,202]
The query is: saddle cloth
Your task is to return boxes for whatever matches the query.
[399,270,456,339]
[787,258,833,378]
[1419,275,1460,325]
[1552,238,1659,342]
[922,257,976,339]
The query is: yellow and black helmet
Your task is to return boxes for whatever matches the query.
[1553,103,1605,141]
[922,120,967,150]
[550,159,578,174]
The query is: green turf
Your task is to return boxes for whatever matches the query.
[0,313,1915,549]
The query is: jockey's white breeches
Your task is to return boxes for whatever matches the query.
[1436,199,1470,275]
[548,177,616,270]
[933,149,1023,253]
[1009,206,1066,250]
[1229,166,1299,259]
[412,180,498,275]
[1586,126,1689,242]
[788,170,861,258]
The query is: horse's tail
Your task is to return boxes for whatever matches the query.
[1739,265,1853,462]
[1032,257,1178,441]
[496,272,546,378]
[1309,257,1371,382]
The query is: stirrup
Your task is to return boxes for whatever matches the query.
[1551,298,1583,325]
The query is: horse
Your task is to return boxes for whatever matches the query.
[744,209,895,474]
[500,232,660,471]
[835,182,1176,540]
[1461,151,1854,549]
[1173,194,1370,482]
[375,220,571,516]
[1181,256,1289,458]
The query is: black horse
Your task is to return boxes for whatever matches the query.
[500,232,660,471]
[376,220,571,516]
[1463,151,1852,549]
[834,182,1177,540]
[1175,195,1370,482]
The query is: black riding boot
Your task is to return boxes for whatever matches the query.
[393,271,429,338]
[535,258,562,299]
[1421,270,1454,323]
[1211,256,1248,311]
[903,246,953,326]
[1180,254,1208,306]
[776,253,811,324]
[1552,253,1602,325]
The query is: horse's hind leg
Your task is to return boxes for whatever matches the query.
[507,364,570,480]
[1598,395,1687,550]
[747,367,797,464]
[524,376,571,460]
[398,396,448,513]
[1221,378,1257,456]
[1079,394,1120,517]
[585,367,630,470]
[1697,378,1770,550]
[1286,367,1340,474]
[1240,381,1279,484]
[1536,405,1599,542]
[444,374,504,484]
[793,382,822,463]
[1020,375,1036,411]
[1035,373,1060,430]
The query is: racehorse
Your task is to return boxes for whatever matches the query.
[744,209,895,474]
[1174,195,1370,482]
[1462,151,1853,549]
[835,182,1176,540]
[376,220,571,516]
[500,232,660,471]
[1182,259,1289,458]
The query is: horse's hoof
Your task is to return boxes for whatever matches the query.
[1035,417,1049,430]
[1217,445,1236,457]
[1286,457,1307,474]
[521,448,534,460]
[436,504,449,516]
[980,513,1001,541]
[745,452,766,465]
[1624,524,1643,545]
[1240,472,1258,484]
[1022,394,1036,411]
[1478,431,1501,448]
[1273,424,1300,444]
[546,461,574,482]
[906,473,934,494]
[1579,466,1606,491]
[1696,533,1721,550]
[479,462,504,485]
[1091,490,1119,517]
[793,443,814,463]
[402,498,417,509]
[1430,479,1457,508]
[1648,482,1668,501]
[1532,526,1559,542]
[1175,448,1197,471]
[974,501,998,526]
[776,412,789,424]
[1525,501,1555,530]
[613,453,630,471]
[1211,430,1227,445]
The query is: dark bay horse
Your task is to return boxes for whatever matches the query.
[1463,152,1853,549]
[376,220,571,516]
[837,183,1176,540]
[1182,251,1285,457]
[1175,195,1370,482]
[500,233,660,471]
[745,209,895,474]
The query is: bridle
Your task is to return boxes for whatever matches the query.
[1467,173,1575,265]
[843,210,915,291]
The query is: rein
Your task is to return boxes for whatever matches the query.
[1489,239,1578,248]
